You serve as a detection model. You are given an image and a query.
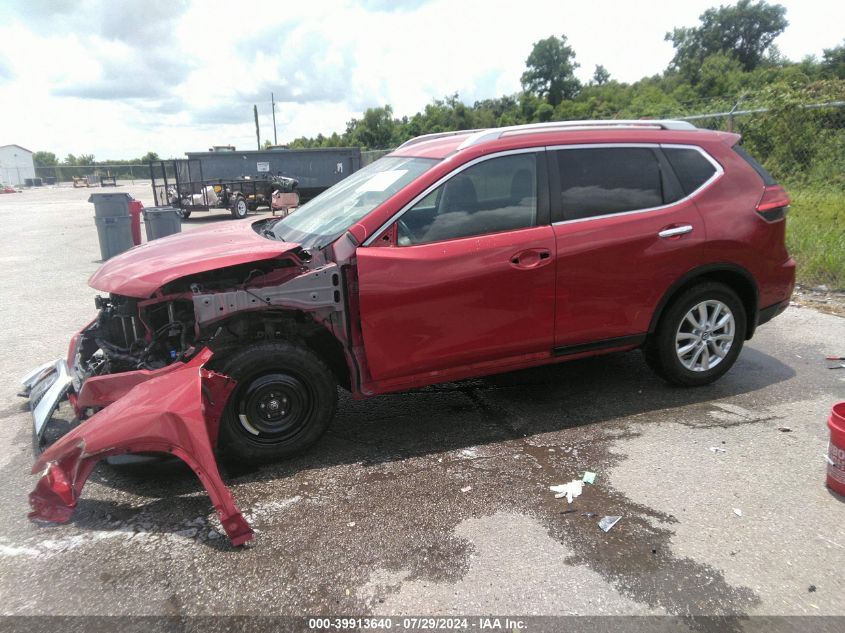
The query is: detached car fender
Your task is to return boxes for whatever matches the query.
[28,348,254,546]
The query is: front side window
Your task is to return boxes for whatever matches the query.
[398,153,538,245]
[268,156,437,248]
[556,147,664,220]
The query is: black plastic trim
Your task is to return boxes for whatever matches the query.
[553,334,647,357]
[757,300,789,328]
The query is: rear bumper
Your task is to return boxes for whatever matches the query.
[756,298,790,328]
[752,257,795,335]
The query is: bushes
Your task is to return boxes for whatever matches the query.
[785,188,845,289]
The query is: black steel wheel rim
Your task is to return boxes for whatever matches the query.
[236,373,314,443]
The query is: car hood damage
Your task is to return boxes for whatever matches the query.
[88,219,302,298]
[28,348,255,546]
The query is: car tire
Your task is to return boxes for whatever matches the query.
[217,341,337,463]
[231,197,248,219]
[643,282,746,387]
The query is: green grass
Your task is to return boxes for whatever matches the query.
[785,187,845,290]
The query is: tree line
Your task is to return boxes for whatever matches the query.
[34,1,844,187]
[286,0,844,187]
[33,151,160,168]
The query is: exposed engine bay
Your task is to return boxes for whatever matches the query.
[74,255,344,394]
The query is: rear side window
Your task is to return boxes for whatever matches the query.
[556,147,663,220]
[732,145,777,185]
[663,147,718,196]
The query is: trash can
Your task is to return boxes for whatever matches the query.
[128,199,144,246]
[827,402,845,496]
[143,206,182,241]
[94,216,135,261]
[89,192,132,218]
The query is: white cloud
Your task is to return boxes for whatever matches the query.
[0,0,841,159]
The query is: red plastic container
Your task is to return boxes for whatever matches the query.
[827,402,845,496]
[128,199,144,246]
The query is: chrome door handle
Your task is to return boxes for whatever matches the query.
[658,225,693,238]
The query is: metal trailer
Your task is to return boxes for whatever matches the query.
[184,147,362,202]
[149,159,299,220]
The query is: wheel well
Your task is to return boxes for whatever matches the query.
[649,267,759,340]
[206,310,351,390]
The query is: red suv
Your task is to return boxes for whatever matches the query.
[23,120,795,545]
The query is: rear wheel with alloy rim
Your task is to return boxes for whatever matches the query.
[217,341,337,462]
[644,282,746,386]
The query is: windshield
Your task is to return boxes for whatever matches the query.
[268,156,438,248]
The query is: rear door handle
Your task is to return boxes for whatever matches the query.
[658,224,693,239]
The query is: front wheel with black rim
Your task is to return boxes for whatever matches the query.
[231,197,248,219]
[217,341,337,463]
[643,282,747,387]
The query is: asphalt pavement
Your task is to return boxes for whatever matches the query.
[0,183,843,621]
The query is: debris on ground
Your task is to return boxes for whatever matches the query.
[599,516,622,532]
[347,522,356,527]
[825,356,845,361]
[582,471,597,484]
[778,426,792,432]
[460,485,472,493]
[583,512,597,517]
[733,508,743,517]
[709,447,727,453]
[809,585,817,593]
[550,480,583,503]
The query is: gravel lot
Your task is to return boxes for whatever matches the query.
[0,183,843,620]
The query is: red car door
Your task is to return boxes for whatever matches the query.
[355,151,557,385]
[550,145,712,349]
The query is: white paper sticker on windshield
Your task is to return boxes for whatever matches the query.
[356,170,407,192]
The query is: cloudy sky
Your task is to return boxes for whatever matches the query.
[0,0,841,160]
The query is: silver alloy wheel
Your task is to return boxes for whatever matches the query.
[675,299,735,372]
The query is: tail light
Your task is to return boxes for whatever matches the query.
[756,185,790,221]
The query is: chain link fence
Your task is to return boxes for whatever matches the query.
[34,163,150,186]
[676,100,845,189]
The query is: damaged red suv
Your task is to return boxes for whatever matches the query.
[22,120,794,545]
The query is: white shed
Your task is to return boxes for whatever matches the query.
[0,144,35,186]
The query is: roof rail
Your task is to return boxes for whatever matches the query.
[395,128,485,150]
[456,119,697,150]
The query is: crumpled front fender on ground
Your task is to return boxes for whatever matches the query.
[28,348,254,546]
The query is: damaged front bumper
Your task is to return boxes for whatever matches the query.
[26,348,254,547]
[20,359,73,447]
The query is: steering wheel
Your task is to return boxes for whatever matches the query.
[397,219,414,246]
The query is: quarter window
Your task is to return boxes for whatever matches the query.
[556,147,664,220]
[398,153,537,245]
[664,147,717,195]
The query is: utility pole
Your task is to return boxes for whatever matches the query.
[254,104,260,150]
[271,92,278,146]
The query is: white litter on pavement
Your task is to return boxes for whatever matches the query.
[460,486,472,493]
[709,447,726,453]
[733,508,743,517]
[550,480,583,503]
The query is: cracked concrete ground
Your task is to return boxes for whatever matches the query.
[0,184,843,620]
